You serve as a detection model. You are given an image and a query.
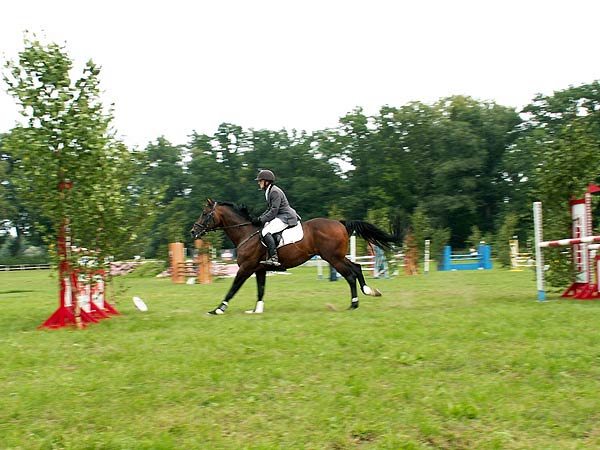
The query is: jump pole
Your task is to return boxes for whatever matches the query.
[533,202,545,301]
[169,242,186,283]
[424,239,430,275]
[350,235,356,262]
[195,239,212,284]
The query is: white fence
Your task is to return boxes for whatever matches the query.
[0,264,51,271]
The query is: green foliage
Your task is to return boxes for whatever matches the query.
[466,225,482,249]
[2,34,152,267]
[127,260,167,278]
[409,205,450,262]
[335,97,521,246]
[1,234,21,256]
[0,136,17,228]
[0,235,49,265]
[495,212,519,267]
[512,82,600,286]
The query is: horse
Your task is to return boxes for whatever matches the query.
[190,199,400,315]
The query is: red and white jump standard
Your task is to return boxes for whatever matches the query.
[534,188,600,301]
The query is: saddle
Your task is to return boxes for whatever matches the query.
[272,222,304,248]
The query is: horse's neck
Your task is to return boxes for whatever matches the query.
[221,213,251,246]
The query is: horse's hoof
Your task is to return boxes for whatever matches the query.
[362,285,382,297]
[207,308,225,316]
[347,302,359,310]
[245,301,264,314]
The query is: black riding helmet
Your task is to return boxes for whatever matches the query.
[255,169,275,182]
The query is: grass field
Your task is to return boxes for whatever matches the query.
[2,266,600,449]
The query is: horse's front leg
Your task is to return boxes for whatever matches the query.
[208,268,254,315]
[245,269,266,314]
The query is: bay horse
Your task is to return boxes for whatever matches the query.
[191,199,400,315]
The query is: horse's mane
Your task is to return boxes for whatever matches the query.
[215,200,253,221]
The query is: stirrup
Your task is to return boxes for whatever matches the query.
[260,257,281,267]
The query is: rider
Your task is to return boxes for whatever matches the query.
[252,169,299,267]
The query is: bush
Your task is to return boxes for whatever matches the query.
[0,236,49,265]
[127,260,167,278]
[0,255,50,266]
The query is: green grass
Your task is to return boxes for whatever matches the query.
[2,267,600,449]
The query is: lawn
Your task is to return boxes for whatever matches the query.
[1,266,600,449]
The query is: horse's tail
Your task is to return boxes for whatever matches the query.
[340,220,401,250]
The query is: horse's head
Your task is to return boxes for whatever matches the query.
[190,199,220,239]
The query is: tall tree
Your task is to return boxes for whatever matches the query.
[510,82,600,285]
[321,98,520,246]
[2,35,142,264]
[136,136,189,257]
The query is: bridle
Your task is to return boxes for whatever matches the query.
[191,201,253,240]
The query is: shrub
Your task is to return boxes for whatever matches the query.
[128,260,167,278]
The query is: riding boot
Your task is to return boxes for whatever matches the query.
[260,233,281,266]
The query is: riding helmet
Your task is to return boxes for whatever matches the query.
[255,169,275,182]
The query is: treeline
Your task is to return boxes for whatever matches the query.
[2,37,600,286]
[138,97,522,260]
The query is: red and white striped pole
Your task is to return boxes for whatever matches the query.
[538,235,600,248]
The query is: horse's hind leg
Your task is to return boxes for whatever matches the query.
[354,261,382,297]
[328,257,383,310]
[326,257,362,309]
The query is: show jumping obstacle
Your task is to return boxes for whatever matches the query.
[508,239,534,271]
[438,244,492,271]
[168,241,212,284]
[38,223,118,329]
[533,185,600,301]
[39,180,119,330]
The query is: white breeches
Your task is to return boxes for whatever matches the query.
[261,217,287,236]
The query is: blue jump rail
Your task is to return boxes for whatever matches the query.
[438,245,492,271]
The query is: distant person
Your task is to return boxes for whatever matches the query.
[252,169,300,267]
[374,245,389,278]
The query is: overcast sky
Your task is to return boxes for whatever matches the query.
[1,0,599,148]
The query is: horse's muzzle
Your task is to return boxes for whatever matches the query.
[190,223,205,240]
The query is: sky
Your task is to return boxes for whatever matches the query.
[1,0,599,149]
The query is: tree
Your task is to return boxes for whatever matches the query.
[2,35,143,266]
[0,134,17,233]
[409,205,450,265]
[135,136,189,258]
[317,98,520,247]
[424,97,520,245]
[511,82,600,285]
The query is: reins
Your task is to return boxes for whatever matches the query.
[237,229,261,248]
[197,223,258,249]
[206,222,252,230]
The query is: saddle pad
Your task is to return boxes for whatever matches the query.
[278,222,304,248]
